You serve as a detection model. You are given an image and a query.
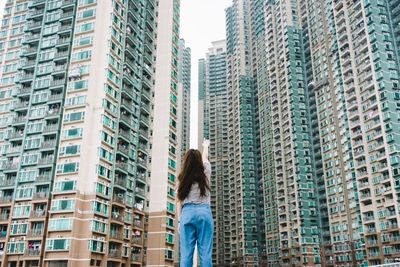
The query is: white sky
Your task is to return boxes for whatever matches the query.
[0,0,231,149]
[181,0,231,148]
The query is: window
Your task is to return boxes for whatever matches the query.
[21,153,39,165]
[101,131,114,146]
[76,22,94,33]
[24,137,41,149]
[98,147,113,162]
[168,159,176,169]
[69,80,88,91]
[12,205,31,217]
[37,63,53,75]
[41,36,57,48]
[51,199,75,211]
[56,162,79,174]
[74,36,93,47]
[72,50,91,61]
[102,115,116,130]
[18,169,38,182]
[43,23,58,35]
[33,77,51,89]
[95,182,110,196]
[39,49,56,61]
[166,233,174,244]
[7,242,25,254]
[65,95,87,106]
[10,223,28,235]
[62,128,83,139]
[167,202,175,213]
[53,180,76,192]
[46,239,70,251]
[92,201,108,215]
[79,0,96,6]
[89,239,106,253]
[48,218,72,231]
[15,187,34,199]
[78,9,96,19]
[165,249,174,260]
[64,111,85,123]
[97,164,112,179]
[168,172,175,183]
[59,145,80,156]
[91,220,106,233]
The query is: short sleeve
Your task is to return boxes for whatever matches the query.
[203,161,211,181]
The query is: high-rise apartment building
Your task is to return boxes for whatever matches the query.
[147,0,181,265]
[261,0,400,265]
[225,0,264,265]
[0,0,157,266]
[198,58,207,149]
[199,40,230,266]
[178,39,191,159]
[201,0,400,266]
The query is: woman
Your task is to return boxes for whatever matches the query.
[178,139,213,267]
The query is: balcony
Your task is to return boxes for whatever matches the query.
[111,213,124,223]
[0,179,16,187]
[115,162,128,172]
[0,214,10,222]
[0,196,13,204]
[61,0,75,7]
[109,249,122,259]
[27,228,44,238]
[132,236,142,246]
[133,220,144,229]
[24,249,41,256]
[115,178,127,188]
[2,162,19,170]
[110,231,124,241]
[135,187,145,196]
[60,11,74,19]
[117,145,129,156]
[26,21,42,30]
[57,37,71,45]
[43,124,58,133]
[19,73,34,81]
[36,174,52,183]
[38,156,53,165]
[113,195,125,205]
[30,209,46,219]
[32,192,49,200]
[131,253,141,262]
[24,34,40,43]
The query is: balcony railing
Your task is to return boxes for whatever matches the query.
[32,192,49,200]
[24,249,40,256]
[109,249,122,258]
[27,228,44,237]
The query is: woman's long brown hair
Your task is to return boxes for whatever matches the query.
[177,149,210,202]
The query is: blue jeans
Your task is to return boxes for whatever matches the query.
[180,204,213,267]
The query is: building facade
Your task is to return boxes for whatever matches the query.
[198,58,207,149]
[0,0,157,266]
[260,0,400,265]
[177,39,191,161]
[225,0,264,265]
[199,40,230,266]
[147,0,181,265]
[201,0,400,266]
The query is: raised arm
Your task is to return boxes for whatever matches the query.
[202,138,210,162]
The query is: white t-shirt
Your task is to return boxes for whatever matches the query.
[183,161,211,205]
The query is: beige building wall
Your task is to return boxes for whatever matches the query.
[147,0,180,265]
